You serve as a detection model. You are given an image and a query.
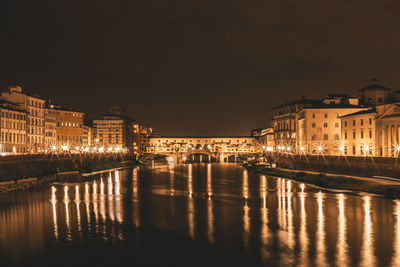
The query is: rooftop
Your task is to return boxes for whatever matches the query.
[339,108,376,118]
[358,79,392,92]
[271,97,321,110]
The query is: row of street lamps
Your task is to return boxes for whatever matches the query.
[261,144,400,155]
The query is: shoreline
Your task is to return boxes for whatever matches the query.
[244,164,400,199]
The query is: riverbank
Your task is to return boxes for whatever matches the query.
[0,160,139,194]
[245,164,400,199]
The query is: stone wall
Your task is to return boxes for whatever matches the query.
[266,154,400,178]
[0,154,132,181]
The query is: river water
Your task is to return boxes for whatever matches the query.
[0,163,399,267]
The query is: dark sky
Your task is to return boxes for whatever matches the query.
[1,0,400,136]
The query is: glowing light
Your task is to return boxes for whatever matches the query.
[286,146,291,152]
[62,145,69,151]
[338,146,344,152]
[397,146,400,152]
[108,147,113,152]
[51,145,57,152]
[115,147,121,152]
[266,146,272,152]
[262,145,266,150]
[99,147,104,153]
[75,146,80,151]
[299,146,305,152]
[182,156,187,161]
[364,146,370,152]
[317,146,323,152]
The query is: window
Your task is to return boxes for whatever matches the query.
[312,123,316,128]
[369,118,372,125]
[352,145,356,155]
[324,114,328,118]
[353,132,356,139]
[311,134,316,140]
[361,131,364,139]
[369,130,372,139]
[361,119,363,126]
[324,123,328,128]
[323,134,328,140]
[345,121,347,127]
[378,97,383,103]
[334,134,340,140]
[353,120,355,126]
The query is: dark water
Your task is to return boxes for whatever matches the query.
[0,163,399,267]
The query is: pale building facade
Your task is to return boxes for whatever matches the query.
[0,100,27,154]
[340,109,377,156]
[1,86,45,153]
[297,105,367,155]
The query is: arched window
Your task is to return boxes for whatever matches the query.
[323,134,328,140]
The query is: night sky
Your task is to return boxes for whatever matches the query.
[1,1,400,136]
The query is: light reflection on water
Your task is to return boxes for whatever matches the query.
[0,164,399,266]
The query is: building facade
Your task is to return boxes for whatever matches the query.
[271,97,321,148]
[44,109,57,149]
[46,104,84,151]
[1,86,45,153]
[93,107,133,151]
[297,95,367,155]
[133,123,152,155]
[0,100,27,154]
[83,124,94,147]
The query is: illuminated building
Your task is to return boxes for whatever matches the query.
[147,136,258,154]
[44,109,57,149]
[46,104,84,151]
[271,97,320,149]
[297,94,367,154]
[133,123,153,154]
[0,100,27,154]
[93,107,133,150]
[1,85,45,153]
[339,80,400,157]
[83,123,94,147]
[251,127,274,152]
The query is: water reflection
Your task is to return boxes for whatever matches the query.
[207,164,214,243]
[0,165,400,266]
[242,169,250,250]
[64,185,71,240]
[336,194,349,267]
[260,175,269,261]
[316,191,327,267]
[299,183,309,266]
[361,196,376,267]
[51,186,58,240]
[392,201,400,266]
[188,164,195,239]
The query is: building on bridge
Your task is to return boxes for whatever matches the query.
[147,136,260,160]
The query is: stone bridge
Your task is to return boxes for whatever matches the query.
[142,149,256,163]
